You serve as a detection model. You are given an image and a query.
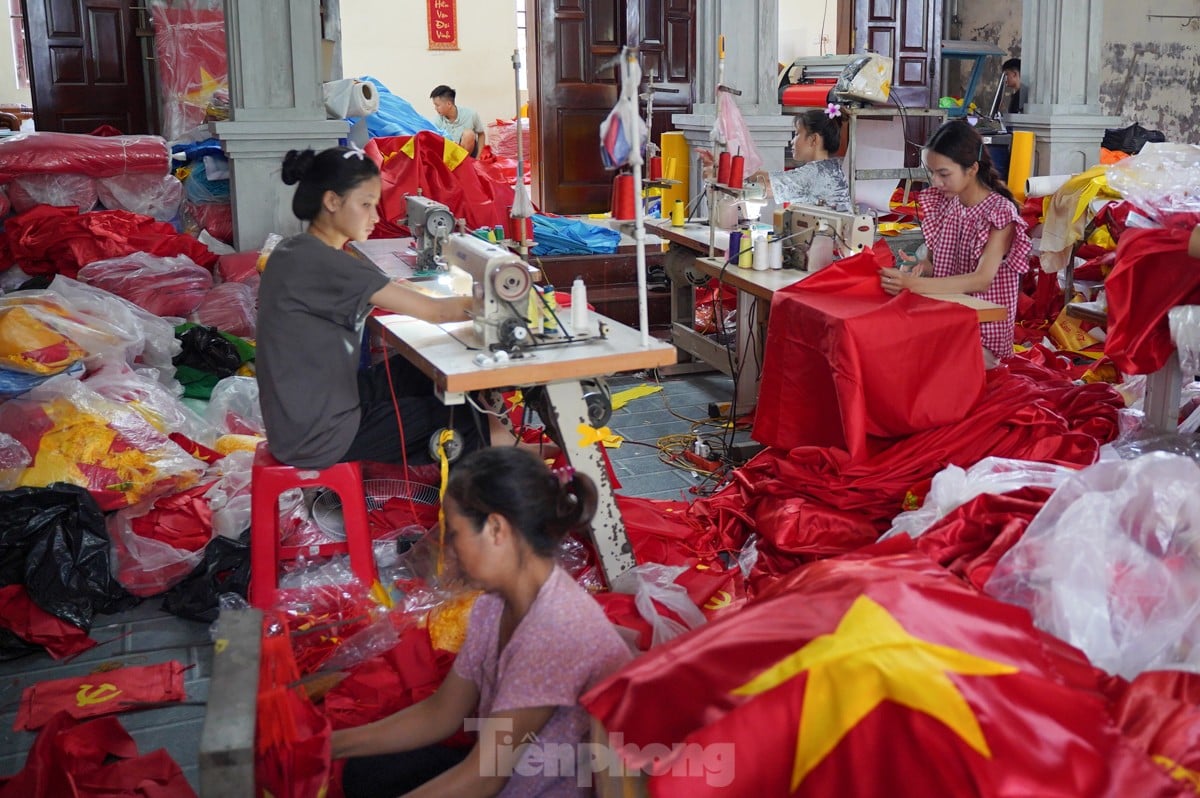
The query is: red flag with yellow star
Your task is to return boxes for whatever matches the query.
[151,4,228,140]
[582,554,1189,796]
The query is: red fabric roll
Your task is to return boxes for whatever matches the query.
[0,132,169,181]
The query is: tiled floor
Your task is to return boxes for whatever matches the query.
[0,369,739,791]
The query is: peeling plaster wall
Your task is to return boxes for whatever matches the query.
[1101,5,1200,142]
[947,0,1022,107]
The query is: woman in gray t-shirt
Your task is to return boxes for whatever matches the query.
[257,146,482,468]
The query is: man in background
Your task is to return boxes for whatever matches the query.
[430,85,485,157]
[1001,58,1027,115]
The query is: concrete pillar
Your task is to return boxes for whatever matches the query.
[1011,0,1120,175]
[212,0,347,251]
[671,0,793,199]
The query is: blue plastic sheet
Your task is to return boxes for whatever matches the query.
[351,76,439,140]
[530,214,621,257]
[0,360,85,399]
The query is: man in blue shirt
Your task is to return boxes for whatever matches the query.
[430,85,485,156]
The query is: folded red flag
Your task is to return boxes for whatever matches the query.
[0,712,195,797]
[584,553,1184,797]
[753,244,986,459]
[14,661,189,731]
[0,585,95,660]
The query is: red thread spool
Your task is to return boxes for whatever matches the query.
[716,151,732,185]
[610,173,636,220]
[508,215,533,241]
[728,155,745,189]
[649,156,663,180]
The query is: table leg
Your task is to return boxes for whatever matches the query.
[542,380,636,585]
[732,287,765,415]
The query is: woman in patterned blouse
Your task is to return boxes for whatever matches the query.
[879,120,1032,365]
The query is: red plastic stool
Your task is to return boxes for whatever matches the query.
[249,442,376,608]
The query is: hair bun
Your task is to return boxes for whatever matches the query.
[281,149,317,186]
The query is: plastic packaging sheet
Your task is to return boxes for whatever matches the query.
[83,360,217,446]
[190,281,256,338]
[97,173,184,221]
[881,456,1077,541]
[630,562,708,648]
[1169,306,1200,376]
[985,452,1200,678]
[8,174,98,213]
[150,0,228,140]
[1106,143,1200,228]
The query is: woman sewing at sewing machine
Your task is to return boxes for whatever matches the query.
[257,145,485,469]
[698,108,852,211]
[878,120,1032,367]
[333,446,633,798]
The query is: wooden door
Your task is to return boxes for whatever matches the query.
[853,0,942,163]
[527,0,695,215]
[22,0,151,133]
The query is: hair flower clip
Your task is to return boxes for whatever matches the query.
[825,102,842,119]
[342,144,366,160]
[551,465,576,486]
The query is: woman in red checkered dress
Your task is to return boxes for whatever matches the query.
[879,121,1031,365]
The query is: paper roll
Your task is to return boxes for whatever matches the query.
[1007,131,1035,203]
[1024,174,1072,199]
[323,79,379,119]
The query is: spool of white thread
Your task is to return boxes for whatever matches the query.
[768,236,783,270]
[752,234,769,271]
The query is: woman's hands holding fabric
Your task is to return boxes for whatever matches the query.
[879,266,917,295]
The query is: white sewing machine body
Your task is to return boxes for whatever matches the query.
[778,204,876,271]
[442,232,538,350]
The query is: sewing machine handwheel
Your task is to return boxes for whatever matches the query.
[492,263,532,301]
[580,379,613,427]
[428,428,465,463]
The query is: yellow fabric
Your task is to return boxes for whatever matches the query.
[731,595,1018,790]
[427,590,481,653]
[578,423,623,449]
[0,306,85,375]
[1086,225,1116,250]
[609,384,662,411]
[1007,131,1035,203]
[435,428,455,576]
[215,434,263,455]
[1039,167,1122,272]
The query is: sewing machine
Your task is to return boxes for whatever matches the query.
[442,232,538,351]
[404,194,455,271]
[777,204,876,271]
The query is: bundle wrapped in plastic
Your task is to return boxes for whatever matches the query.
[0,374,206,510]
[0,431,31,489]
[96,173,184,222]
[205,375,263,437]
[149,1,228,141]
[0,132,170,180]
[1106,143,1200,230]
[84,360,217,447]
[190,281,255,338]
[485,117,530,161]
[77,252,214,318]
[7,174,98,213]
[0,291,140,368]
[0,302,87,375]
[109,480,218,596]
[49,275,182,378]
[182,199,233,245]
[986,452,1200,678]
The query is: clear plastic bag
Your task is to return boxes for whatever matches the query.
[108,494,215,597]
[0,290,141,368]
[711,90,764,176]
[96,173,184,222]
[84,360,218,446]
[630,563,707,648]
[8,174,98,212]
[1169,306,1200,376]
[77,252,213,318]
[190,281,256,338]
[49,275,182,378]
[881,457,1077,541]
[1105,143,1200,229]
[0,431,31,489]
[205,375,264,436]
[985,452,1200,678]
[0,374,207,510]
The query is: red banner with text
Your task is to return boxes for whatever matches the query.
[427,0,458,50]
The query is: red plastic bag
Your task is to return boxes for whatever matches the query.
[109,482,218,597]
[0,132,170,181]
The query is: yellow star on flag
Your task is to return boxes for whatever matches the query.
[181,67,225,106]
[731,594,1018,791]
